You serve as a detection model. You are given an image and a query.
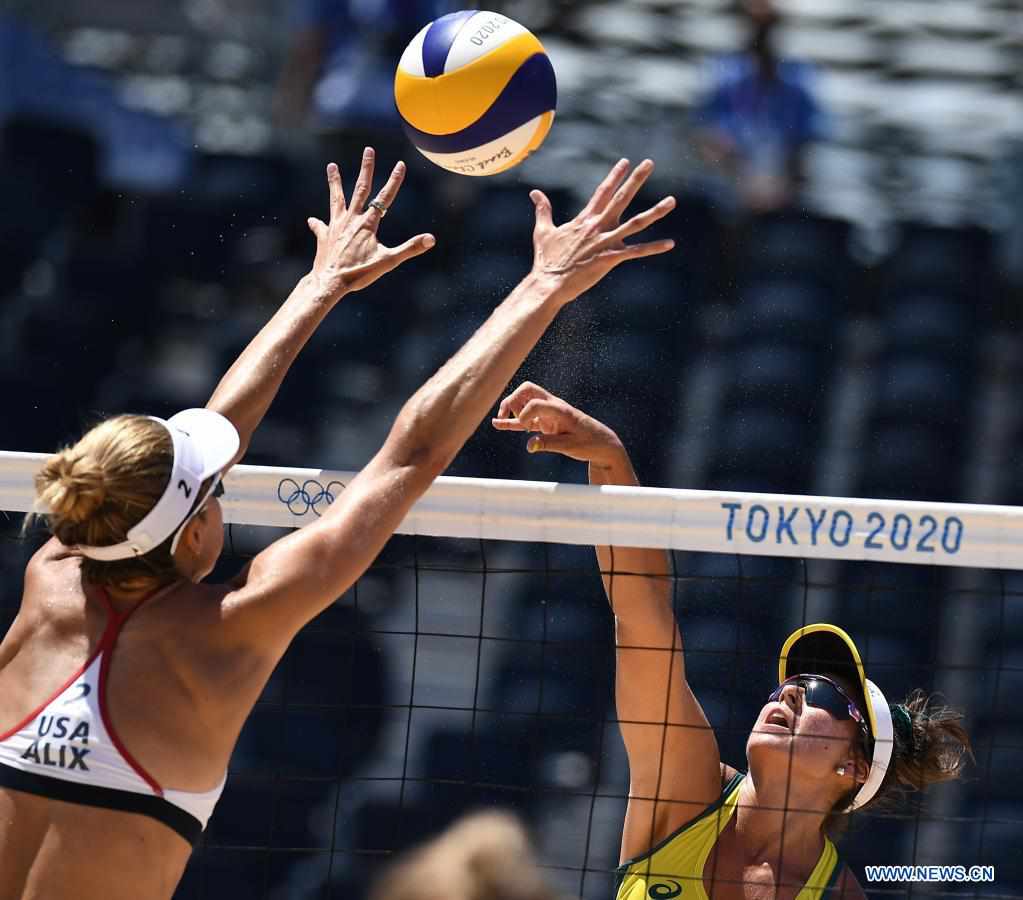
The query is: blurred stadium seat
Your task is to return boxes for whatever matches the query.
[1,3,1020,897]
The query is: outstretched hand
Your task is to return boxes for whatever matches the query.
[492,382,626,468]
[307,148,435,300]
[528,158,676,306]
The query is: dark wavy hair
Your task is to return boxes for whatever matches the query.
[824,689,973,839]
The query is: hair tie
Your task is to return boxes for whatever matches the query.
[891,703,914,750]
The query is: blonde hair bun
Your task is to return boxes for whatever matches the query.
[30,415,179,590]
[36,451,108,524]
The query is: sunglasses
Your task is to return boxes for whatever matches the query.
[169,474,225,555]
[768,674,870,745]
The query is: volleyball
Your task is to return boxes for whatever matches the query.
[394,11,557,176]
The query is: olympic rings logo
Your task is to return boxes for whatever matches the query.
[277,478,346,517]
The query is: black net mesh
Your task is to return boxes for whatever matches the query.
[1,517,1019,899]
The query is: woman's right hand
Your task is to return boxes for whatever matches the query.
[491,382,627,469]
[527,158,676,307]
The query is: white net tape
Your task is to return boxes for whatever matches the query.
[3,450,1021,569]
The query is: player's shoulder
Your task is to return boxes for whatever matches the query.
[25,535,69,569]
[21,537,79,605]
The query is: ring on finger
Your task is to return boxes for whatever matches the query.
[367,199,388,217]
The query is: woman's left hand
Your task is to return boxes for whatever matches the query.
[307,148,436,301]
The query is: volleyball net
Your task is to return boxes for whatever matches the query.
[1,452,1020,898]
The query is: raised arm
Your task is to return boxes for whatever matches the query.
[206,149,435,465]
[223,158,676,653]
[493,383,721,861]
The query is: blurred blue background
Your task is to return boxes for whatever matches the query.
[1,0,1022,896]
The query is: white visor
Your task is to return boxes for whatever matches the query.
[846,678,894,811]
[73,409,239,561]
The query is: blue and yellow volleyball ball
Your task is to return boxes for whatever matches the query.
[394,11,556,176]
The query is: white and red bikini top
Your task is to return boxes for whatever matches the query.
[0,587,225,844]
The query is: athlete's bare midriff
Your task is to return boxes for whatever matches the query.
[0,539,276,896]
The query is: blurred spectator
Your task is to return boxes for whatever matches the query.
[274,0,456,164]
[368,811,564,900]
[692,0,827,215]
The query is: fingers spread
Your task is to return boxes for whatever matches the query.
[530,190,553,231]
[610,238,676,264]
[603,159,655,224]
[369,161,407,222]
[327,163,346,220]
[583,158,630,216]
[600,196,676,248]
[351,147,376,212]
[307,217,328,240]
[389,232,436,263]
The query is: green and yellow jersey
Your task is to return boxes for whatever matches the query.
[615,773,843,900]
